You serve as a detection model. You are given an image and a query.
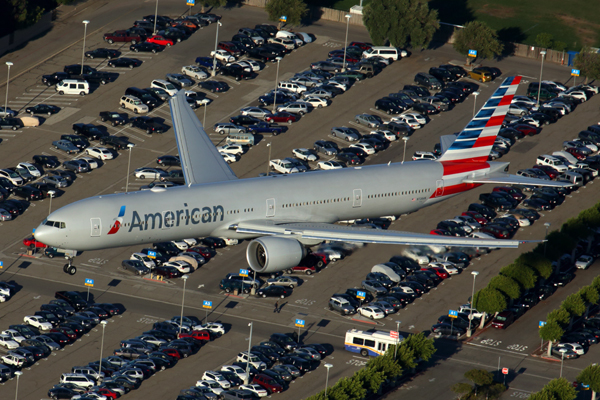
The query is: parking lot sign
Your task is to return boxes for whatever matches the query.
[571,69,580,76]
[187,0,195,5]
[203,300,213,309]
[84,278,94,287]
[357,290,366,299]
[0,261,3,269]
[239,268,249,277]
[539,321,546,328]
[147,250,157,259]
[280,15,287,22]
[295,319,305,327]
[468,49,477,57]
[449,309,458,318]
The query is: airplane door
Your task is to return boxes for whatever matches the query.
[353,189,362,208]
[90,218,101,237]
[266,198,275,217]
[435,180,444,197]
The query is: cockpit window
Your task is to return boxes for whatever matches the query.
[45,220,66,229]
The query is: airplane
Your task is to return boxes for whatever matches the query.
[34,75,565,275]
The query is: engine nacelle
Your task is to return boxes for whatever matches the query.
[246,236,306,273]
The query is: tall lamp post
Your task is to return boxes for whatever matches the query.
[401,136,409,164]
[342,14,351,72]
[14,370,22,400]
[125,143,135,192]
[266,143,272,176]
[81,20,90,75]
[272,57,282,113]
[4,61,13,118]
[211,21,222,77]
[245,322,253,384]
[467,271,479,337]
[544,222,551,256]
[394,320,401,360]
[99,320,107,377]
[153,0,159,35]
[560,350,565,377]
[179,274,189,335]
[537,50,547,107]
[472,91,480,117]
[324,363,333,398]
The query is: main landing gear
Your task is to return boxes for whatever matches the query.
[63,258,77,275]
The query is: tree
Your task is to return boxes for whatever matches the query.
[488,275,521,299]
[535,33,554,49]
[562,293,586,318]
[574,47,600,83]
[473,287,507,315]
[464,369,494,395]
[354,368,385,394]
[197,0,226,13]
[500,264,537,290]
[577,364,600,400]
[327,376,367,400]
[401,332,436,362]
[363,0,439,49]
[543,378,577,400]
[580,286,600,307]
[451,382,472,400]
[368,350,404,379]
[548,308,570,327]
[482,383,507,400]
[539,321,565,356]
[592,276,600,292]
[452,21,503,65]
[265,0,308,29]
[518,252,553,279]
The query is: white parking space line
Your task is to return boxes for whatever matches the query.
[0,133,16,137]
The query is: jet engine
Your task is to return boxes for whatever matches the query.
[246,236,306,273]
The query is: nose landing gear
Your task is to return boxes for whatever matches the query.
[63,258,77,275]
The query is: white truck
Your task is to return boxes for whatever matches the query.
[270,159,301,174]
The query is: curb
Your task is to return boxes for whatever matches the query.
[143,277,169,284]
[351,317,377,325]
[540,356,561,363]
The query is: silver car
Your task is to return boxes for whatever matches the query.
[240,107,271,119]
[166,73,194,88]
[42,175,68,188]
[214,123,246,135]
[0,209,11,221]
[303,88,332,99]
[331,127,360,141]
[266,276,299,288]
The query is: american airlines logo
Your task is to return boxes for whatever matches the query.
[124,204,225,232]
[107,205,126,235]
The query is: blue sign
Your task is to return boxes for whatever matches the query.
[449,309,458,318]
[356,291,366,299]
[84,278,94,287]
[0,261,3,268]
[280,15,287,22]
[147,250,157,259]
[186,0,195,5]
[239,268,249,277]
[539,321,546,328]
[295,319,305,327]
[571,69,580,76]
[203,300,213,309]
[32,228,36,233]
[468,49,477,57]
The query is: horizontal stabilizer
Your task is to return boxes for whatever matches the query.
[462,174,573,187]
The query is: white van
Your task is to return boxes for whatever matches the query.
[536,154,568,172]
[276,30,304,47]
[60,373,95,388]
[552,151,578,165]
[55,79,89,96]
[151,79,178,96]
[362,46,404,61]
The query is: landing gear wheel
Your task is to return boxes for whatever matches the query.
[68,266,77,275]
[63,264,69,272]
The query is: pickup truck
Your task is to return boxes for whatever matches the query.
[72,123,109,140]
[41,72,70,86]
[99,135,130,150]
[70,71,112,85]
[103,30,145,44]
[99,111,127,127]
[269,159,301,174]
[55,291,89,310]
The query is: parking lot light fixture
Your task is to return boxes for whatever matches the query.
[394,320,401,360]
[179,274,189,335]
[81,21,90,75]
[153,0,159,35]
[4,61,13,121]
[14,370,22,400]
[99,320,107,377]
[245,322,253,384]
[467,271,479,337]
[324,363,333,398]
[537,50,547,107]
[544,222,551,255]
[472,91,480,117]
[212,21,222,77]
[401,136,409,164]
[125,143,135,192]
[342,14,351,72]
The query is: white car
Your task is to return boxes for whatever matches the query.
[201,371,231,388]
[196,380,224,395]
[221,365,249,381]
[501,214,530,227]
[326,80,348,91]
[1,354,25,368]
[369,130,397,141]
[72,394,107,400]
[303,96,329,108]
[86,146,114,160]
[573,139,598,152]
[210,49,235,63]
[458,304,486,319]
[0,169,24,186]
[221,153,238,164]
[135,167,167,179]
[392,114,422,129]
[236,351,266,370]
[2,329,25,343]
[136,334,166,347]
[185,90,211,107]
[183,238,198,246]
[79,156,99,169]
[293,347,321,360]
[201,322,225,336]
[131,253,156,269]
[0,334,19,349]
[318,161,345,170]
[240,106,271,119]
[162,261,192,273]
[268,37,295,50]
[171,240,189,250]
[350,143,375,155]
[557,343,585,355]
[403,112,427,125]
[217,144,245,155]
[412,151,437,161]
[16,162,41,177]
[357,306,385,320]
[24,315,53,330]
[239,59,261,71]
[402,248,429,265]
[240,384,268,397]
[575,255,594,270]
[293,148,318,161]
[429,261,459,275]
[182,65,209,80]
[455,215,481,230]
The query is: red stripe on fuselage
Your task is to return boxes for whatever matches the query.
[511,76,522,85]
[440,161,490,176]
[429,182,482,199]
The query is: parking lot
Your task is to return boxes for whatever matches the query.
[1,1,600,399]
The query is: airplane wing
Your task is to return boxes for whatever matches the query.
[169,91,238,186]
[235,220,531,248]
[463,175,573,187]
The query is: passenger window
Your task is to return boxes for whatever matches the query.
[78,84,84,89]
[70,84,76,89]
[365,339,375,347]
[352,337,364,345]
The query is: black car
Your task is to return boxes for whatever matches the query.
[130,42,165,53]
[99,111,127,126]
[161,169,184,184]
[42,72,70,86]
[429,67,456,82]
[246,47,278,62]
[0,117,22,130]
[63,64,96,75]
[337,152,362,165]
[257,285,292,298]
[13,185,44,200]
[61,134,89,149]
[219,65,252,81]
[374,98,403,114]
[25,104,60,115]
[70,71,111,85]
[85,48,120,59]
[72,123,108,140]
[129,116,165,134]
[30,182,58,197]
[55,291,89,310]
[100,135,130,150]
[550,273,574,287]
[153,241,180,256]
[403,85,430,97]
[48,387,80,399]
[156,155,180,167]
[230,115,261,126]
[198,80,229,93]
[199,237,226,248]
[40,304,69,320]
[439,64,468,79]
[107,57,143,68]
[33,155,60,169]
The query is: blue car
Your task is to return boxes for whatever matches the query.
[195,57,222,71]
[248,121,288,136]
[52,140,79,154]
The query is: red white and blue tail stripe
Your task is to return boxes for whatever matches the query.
[437,76,521,163]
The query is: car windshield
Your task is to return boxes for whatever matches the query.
[165,83,176,90]
[495,315,507,321]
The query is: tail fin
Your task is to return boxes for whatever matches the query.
[437,76,521,163]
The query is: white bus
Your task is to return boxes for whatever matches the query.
[344,329,403,357]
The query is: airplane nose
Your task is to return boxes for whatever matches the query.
[33,224,52,246]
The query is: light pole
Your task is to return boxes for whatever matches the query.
[324,363,333,398]
[99,320,107,378]
[560,350,565,377]
[467,271,479,337]
[401,136,409,164]
[48,192,55,215]
[342,14,351,72]
[472,91,480,117]
[394,320,401,360]
[544,222,551,256]
[153,0,159,35]
[4,61,13,118]
[14,370,22,400]
[179,274,189,335]
[125,143,134,192]
[245,322,253,384]
[81,20,90,75]
[537,50,547,107]
[272,57,282,113]
[211,21,222,77]
[266,143,272,176]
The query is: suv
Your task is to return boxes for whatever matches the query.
[414,73,442,90]
[329,296,356,315]
[125,87,159,108]
[269,333,298,351]
[103,30,145,44]
[120,95,149,114]
[60,373,95,388]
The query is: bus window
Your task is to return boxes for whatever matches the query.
[365,339,375,348]
[353,337,364,345]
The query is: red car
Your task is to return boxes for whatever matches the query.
[308,252,329,267]
[187,246,213,260]
[253,373,284,394]
[94,388,118,400]
[532,164,560,179]
[565,147,587,160]
[178,330,210,342]
[154,266,182,279]
[327,50,360,63]
[103,30,145,44]
[349,41,372,51]
[430,229,453,236]
[481,225,511,239]
[160,347,182,359]
[23,236,48,248]
[511,124,539,136]
[423,267,449,279]
[492,186,524,201]
[51,327,77,340]
[147,35,174,47]
[287,265,318,275]
[265,112,298,124]
[461,211,488,225]
[491,310,514,329]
